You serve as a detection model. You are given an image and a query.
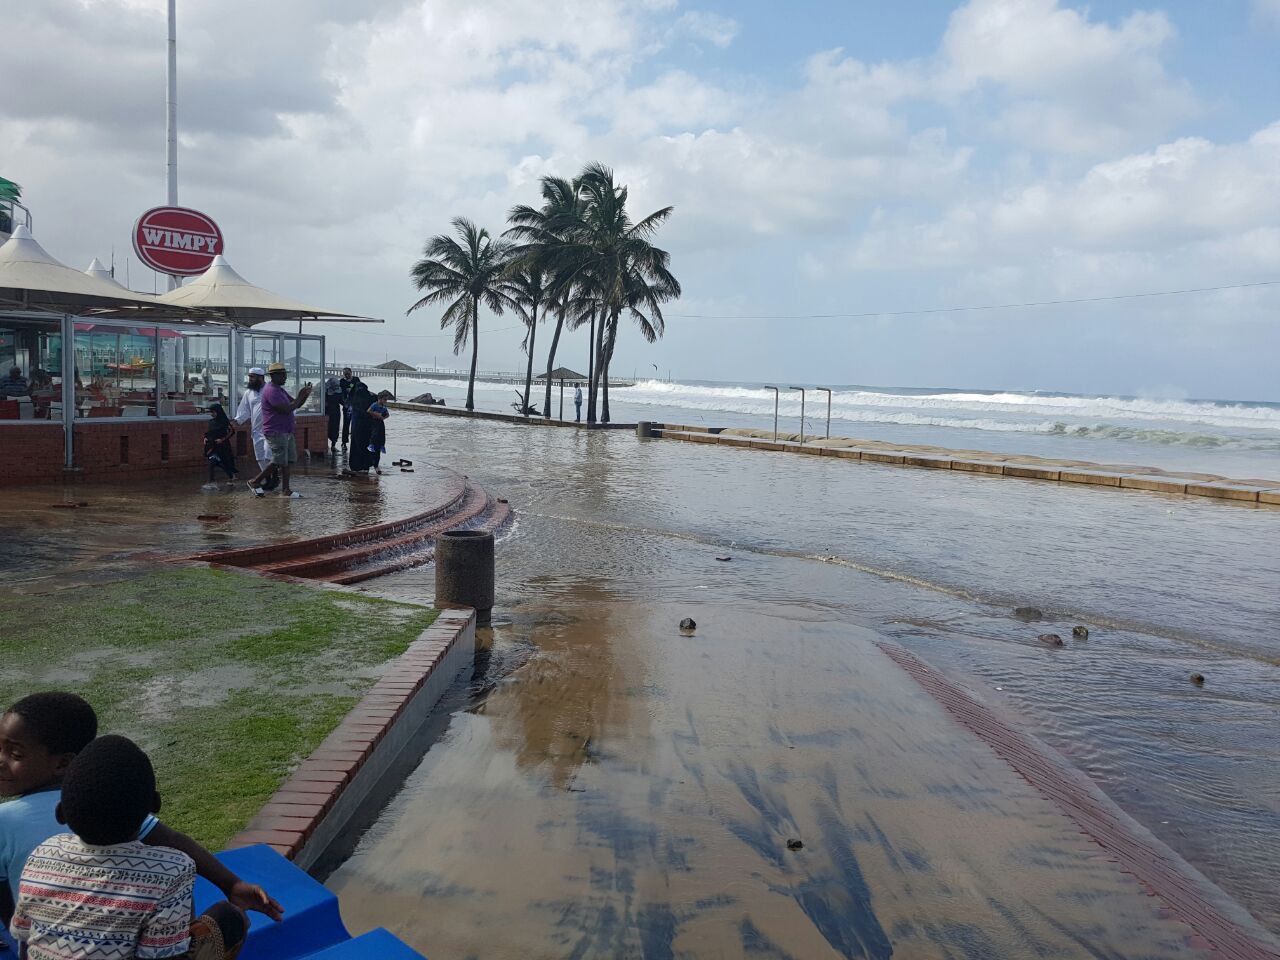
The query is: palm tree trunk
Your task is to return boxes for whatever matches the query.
[586,310,597,422]
[601,314,618,423]
[588,309,606,423]
[466,300,478,411]
[522,302,538,416]
[542,310,564,418]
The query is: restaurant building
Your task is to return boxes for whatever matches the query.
[0,224,374,486]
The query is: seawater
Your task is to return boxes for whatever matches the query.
[332,414,1280,949]
[374,374,1280,479]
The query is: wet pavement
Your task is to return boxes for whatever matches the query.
[331,595,1222,959]
[0,458,462,589]
[325,413,1280,958]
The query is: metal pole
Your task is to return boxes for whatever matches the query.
[763,385,779,441]
[817,387,832,439]
[789,386,805,444]
[165,0,179,291]
[61,315,75,469]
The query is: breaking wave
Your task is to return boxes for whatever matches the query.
[614,380,1280,447]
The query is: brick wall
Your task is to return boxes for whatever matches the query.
[0,414,329,487]
[0,425,67,485]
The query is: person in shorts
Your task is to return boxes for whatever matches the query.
[260,362,312,500]
[233,367,278,495]
[11,735,248,959]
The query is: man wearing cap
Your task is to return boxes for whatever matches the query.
[261,362,313,499]
[233,367,276,495]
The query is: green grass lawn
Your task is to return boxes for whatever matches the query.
[0,567,437,849]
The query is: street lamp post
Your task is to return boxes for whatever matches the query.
[763,385,779,442]
[789,386,806,444]
[817,387,832,439]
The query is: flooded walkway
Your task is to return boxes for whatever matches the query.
[0,459,462,588]
[330,597,1227,958]
[327,413,1280,959]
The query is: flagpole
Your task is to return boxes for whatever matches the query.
[165,0,179,291]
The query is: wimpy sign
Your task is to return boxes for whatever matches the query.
[133,206,224,275]
[139,227,220,255]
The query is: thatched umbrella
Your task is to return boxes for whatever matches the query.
[375,359,417,396]
[536,366,587,420]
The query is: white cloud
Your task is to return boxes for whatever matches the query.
[848,122,1280,271]
[670,11,739,48]
[1254,0,1280,26]
[810,0,1198,156]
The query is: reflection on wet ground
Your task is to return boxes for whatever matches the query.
[329,415,1280,956]
[333,594,1215,958]
[0,459,460,589]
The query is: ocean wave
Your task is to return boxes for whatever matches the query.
[386,375,1280,448]
[619,380,1280,437]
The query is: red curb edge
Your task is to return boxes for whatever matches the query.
[876,640,1280,960]
[226,608,477,865]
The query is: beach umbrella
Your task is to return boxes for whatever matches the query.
[155,255,379,327]
[374,359,416,395]
[536,366,587,420]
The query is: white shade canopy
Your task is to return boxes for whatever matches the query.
[84,257,132,290]
[0,226,163,314]
[156,255,377,326]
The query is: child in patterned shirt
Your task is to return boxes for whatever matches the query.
[11,736,247,959]
[0,692,281,941]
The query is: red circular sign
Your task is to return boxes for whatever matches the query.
[132,206,224,276]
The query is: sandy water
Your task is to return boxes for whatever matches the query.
[327,414,1280,957]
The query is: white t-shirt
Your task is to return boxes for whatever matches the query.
[233,388,271,466]
[574,387,583,403]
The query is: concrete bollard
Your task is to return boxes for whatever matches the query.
[637,421,653,438]
[434,529,495,625]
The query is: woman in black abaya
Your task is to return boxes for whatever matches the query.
[347,383,377,473]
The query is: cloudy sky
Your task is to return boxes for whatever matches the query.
[5,0,1280,398]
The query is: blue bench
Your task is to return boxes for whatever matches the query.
[194,845,423,959]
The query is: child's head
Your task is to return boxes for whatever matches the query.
[0,692,98,798]
[58,735,160,846]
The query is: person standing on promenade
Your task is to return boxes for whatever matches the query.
[339,367,356,448]
[574,382,583,422]
[346,382,378,475]
[261,362,312,499]
[324,375,343,455]
[202,403,238,488]
[233,367,277,496]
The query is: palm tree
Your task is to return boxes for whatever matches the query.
[408,218,513,411]
[535,163,680,422]
[504,264,550,416]
[507,163,680,422]
[600,256,680,422]
[506,176,586,419]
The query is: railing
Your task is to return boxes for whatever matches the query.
[327,365,636,388]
